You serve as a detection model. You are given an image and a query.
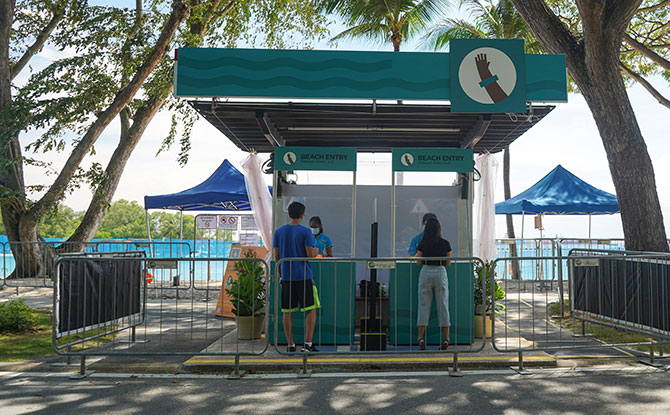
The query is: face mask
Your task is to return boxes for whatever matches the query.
[311,227,320,235]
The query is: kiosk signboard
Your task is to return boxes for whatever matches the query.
[449,39,527,113]
[392,148,473,172]
[275,146,357,171]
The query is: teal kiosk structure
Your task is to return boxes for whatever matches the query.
[173,39,567,349]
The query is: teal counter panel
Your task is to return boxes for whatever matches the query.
[389,263,474,346]
[269,261,355,345]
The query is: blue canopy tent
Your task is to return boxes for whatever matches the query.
[144,159,268,248]
[144,159,252,212]
[495,165,619,238]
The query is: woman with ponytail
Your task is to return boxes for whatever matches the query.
[416,217,452,350]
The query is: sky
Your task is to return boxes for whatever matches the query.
[15,1,670,241]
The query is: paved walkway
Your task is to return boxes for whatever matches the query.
[2,367,670,414]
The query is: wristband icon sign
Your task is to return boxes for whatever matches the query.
[400,153,414,167]
[283,151,297,165]
[458,47,517,105]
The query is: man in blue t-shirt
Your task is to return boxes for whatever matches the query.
[408,212,438,255]
[273,201,319,353]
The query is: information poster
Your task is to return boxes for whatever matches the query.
[218,215,239,230]
[241,216,258,230]
[239,233,259,246]
[196,215,217,230]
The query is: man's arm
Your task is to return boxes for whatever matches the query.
[416,250,424,267]
[445,251,452,268]
[273,247,281,279]
[306,246,317,258]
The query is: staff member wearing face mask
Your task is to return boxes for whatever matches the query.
[309,216,333,257]
[408,212,437,256]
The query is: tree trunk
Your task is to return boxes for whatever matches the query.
[62,0,233,247]
[0,1,190,278]
[510,0,668,253]
[578,54,668,252]
[64,95,165,248]
[503,146,521,279]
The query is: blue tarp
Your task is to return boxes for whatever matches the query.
[144,160,253,211]
[495,165,619,215]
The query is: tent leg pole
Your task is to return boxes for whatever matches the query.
[145,210,153,257]
[588,214,592,240]
[179,210,183,257]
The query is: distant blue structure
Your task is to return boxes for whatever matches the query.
[144,159,257,211]
[495,165,619,215]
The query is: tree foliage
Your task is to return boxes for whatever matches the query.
[422,0,542,52]
[324,0,447,50]
[509,0,669,252]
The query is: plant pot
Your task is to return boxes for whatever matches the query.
[474,314,493,338]
[235,314,265,340]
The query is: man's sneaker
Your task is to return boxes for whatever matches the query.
[286,345,296,353]
[301,343,318,353]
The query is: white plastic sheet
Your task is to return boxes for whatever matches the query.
[473,153,499,262]
[241,154,273,260]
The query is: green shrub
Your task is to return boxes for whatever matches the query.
[0,299,39,333]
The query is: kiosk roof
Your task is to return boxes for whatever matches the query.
[189,101,553,153]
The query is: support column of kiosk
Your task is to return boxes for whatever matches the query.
[270,147,358,347]
[389,148,475,347]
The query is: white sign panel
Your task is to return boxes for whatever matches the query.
[218,215,239,230]
[239,233,259,246]
[196,215,217,230]
[241,216,258,230]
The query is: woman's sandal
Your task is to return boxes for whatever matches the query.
[440,340,449,350]
[418,338,426,350]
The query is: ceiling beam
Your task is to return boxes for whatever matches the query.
[255,110,282,147]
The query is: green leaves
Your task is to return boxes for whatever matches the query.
[423,0,542,53]
[226,250,266,316]
[328,0,448,49]
[474,260,506,315]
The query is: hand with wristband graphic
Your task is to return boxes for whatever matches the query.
[475,53,508,104]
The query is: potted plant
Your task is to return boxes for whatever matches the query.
[226,250,266,340]
[473,261,506,338]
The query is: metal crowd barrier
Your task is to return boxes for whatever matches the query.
[492,253,670,366]
[3,241,54,288]
[53,254,269,378]
[0,239,193,290]
[273,256,486,375]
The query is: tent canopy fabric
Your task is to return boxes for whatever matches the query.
[495,165,619,215]
[144,160,253,211]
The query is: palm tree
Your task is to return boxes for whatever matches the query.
[425,0,539,279]
[324,0,447,51]
[422,0,541,53]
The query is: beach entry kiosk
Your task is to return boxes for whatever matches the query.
[173,39,568,348]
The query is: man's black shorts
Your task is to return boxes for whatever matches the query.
[281,279,321,312]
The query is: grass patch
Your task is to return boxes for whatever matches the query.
[547,300,670,354]
[0,303,119,362]
[0,308,53,362]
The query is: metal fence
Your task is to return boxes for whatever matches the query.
[52,254,269,378]
[271,256,486,375]
[491,253,670,367]
[6,241,668,377]
[0,240,191,290]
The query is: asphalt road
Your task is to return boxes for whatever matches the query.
[1,367,669,414]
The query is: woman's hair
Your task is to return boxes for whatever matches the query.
[309,216,323,235]
[420,218,442,245]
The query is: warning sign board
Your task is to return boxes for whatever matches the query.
[196,215,217,230]
[410,199,429,214]
[218,215,238,230]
